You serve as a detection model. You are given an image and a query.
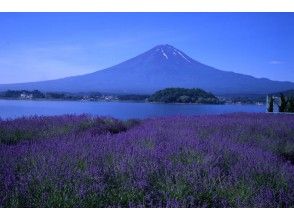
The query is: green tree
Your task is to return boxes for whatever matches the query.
[148,88,220,104]
[286,97,294,112]
[278,93,288,112]
[267,95,274,112]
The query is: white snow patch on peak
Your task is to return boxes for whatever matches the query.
[161,49,168,59]
[176,50,191,63]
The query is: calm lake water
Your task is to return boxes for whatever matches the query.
[0,99,266,120]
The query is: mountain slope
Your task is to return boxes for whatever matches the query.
[0,44,293,94]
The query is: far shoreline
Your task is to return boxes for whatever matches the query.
[0,98,266,105]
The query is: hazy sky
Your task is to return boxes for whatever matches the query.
[0,13,293,83]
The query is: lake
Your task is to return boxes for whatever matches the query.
[0,99,266,120]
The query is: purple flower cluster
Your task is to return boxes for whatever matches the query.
[0,113,294,207]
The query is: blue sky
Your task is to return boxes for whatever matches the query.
[0,13,293,83]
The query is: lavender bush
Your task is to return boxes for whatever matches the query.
[0,113,293,207]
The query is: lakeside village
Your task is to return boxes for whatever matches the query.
[0,89,293,110]
[0,90,120,102]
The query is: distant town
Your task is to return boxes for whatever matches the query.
[0,88,270,105]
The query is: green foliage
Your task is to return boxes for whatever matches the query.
[117,94,150,101]
[279,141,294,163]
[0,90,103,101]
[276,93,294,113]
[279,93,288,112]
[0,129,35,145]
[228,95,266,104]
[46,92,66,99]
[286,97,294,112]
[267,96,274,112]
[2,90,45,99]
[216,182,252,207]
[148,87,221,104]
[170,150,203,165]
[252,172,288,190]
[76,159,87,171]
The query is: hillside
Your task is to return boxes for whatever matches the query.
[148,88,221,104]
[0,44,293,95]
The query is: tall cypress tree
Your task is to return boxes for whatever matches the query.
[286,97,294,112]
[279,93,288,112]
[267,95,274,112]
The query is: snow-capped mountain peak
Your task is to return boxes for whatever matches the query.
[150,44,192,63]
[1,44,293,95]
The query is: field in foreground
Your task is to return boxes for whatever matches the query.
[0,113,294,207]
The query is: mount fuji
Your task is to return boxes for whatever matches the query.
[0,44,293,95]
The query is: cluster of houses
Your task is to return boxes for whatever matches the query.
[20,93,33,100]
[17,91,119,102]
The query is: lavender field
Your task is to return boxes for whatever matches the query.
[0,113,294,207]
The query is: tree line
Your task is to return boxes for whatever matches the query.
[148,88,222,104]
[267,93,294,113]
[0,90,102,101]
